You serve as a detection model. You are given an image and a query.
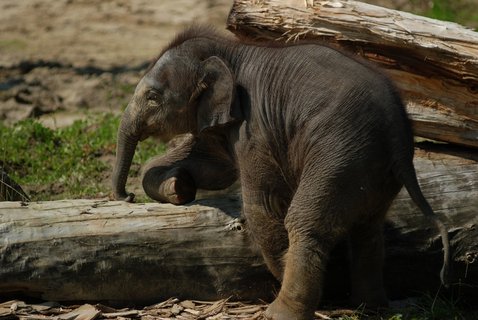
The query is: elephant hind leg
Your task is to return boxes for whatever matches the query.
[265,188,351,319]
[348,219,388,308]
[265,237,330,320]
[348,179,401,308]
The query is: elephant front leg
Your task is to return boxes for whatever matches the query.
[243,202,289,281]
[141,134,237,204]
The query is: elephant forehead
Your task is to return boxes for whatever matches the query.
[151,51,173,75]
[139,52,173,90]
[137,75,159,93]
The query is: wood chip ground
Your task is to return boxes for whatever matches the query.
[0,299,356,320]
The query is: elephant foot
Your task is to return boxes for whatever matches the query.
[156,168,196,205]
[264,297,313,320]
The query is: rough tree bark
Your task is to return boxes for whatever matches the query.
[0,147,477,303]
[227,0,478,148]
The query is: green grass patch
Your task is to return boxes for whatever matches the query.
[0,114,166,200]
[423,0,478,28]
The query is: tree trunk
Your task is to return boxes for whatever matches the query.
[0,146,477,304]
[227,0,478,149]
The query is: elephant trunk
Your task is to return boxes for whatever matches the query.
[112,112,139,201]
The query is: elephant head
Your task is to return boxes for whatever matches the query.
[112,47,242,201]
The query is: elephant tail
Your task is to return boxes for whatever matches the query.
[397,163,451,288]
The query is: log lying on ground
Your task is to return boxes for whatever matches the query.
[0,147,477,304]
[0,197,275,303]
[227,0,478,148]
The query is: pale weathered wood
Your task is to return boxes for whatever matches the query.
[227,0,478,148]
[0,197,275,303]
[0,148,477,303]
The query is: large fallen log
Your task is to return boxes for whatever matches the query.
[0,146,477,304]
[227,0,478,148]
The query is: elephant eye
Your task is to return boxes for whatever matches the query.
[146,90,160,101]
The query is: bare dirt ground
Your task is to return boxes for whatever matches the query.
[0,0,232,126]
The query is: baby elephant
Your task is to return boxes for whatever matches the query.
[112,26,449,320]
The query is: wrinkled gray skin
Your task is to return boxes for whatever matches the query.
[112,27,449,320]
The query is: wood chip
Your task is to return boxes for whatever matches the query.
[199,299,227,317]
[314,311,332,320]
[94,305,119,314]
[58,305,100,320]
[102,310,139,318]
[178,301,195,309]
[0,308,15,320]
[144,298,179,310]
[183,309,200,316]
[1,298,361,320]
[228,305,264,314]
[17,315,55,320]
[30,302,61,314]
[0,302,19,309]
[170,304,183,315]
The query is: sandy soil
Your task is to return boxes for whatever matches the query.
[0,0,231,67]
[0,0,232,126]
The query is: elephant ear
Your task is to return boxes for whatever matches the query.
[196,56,242,132]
